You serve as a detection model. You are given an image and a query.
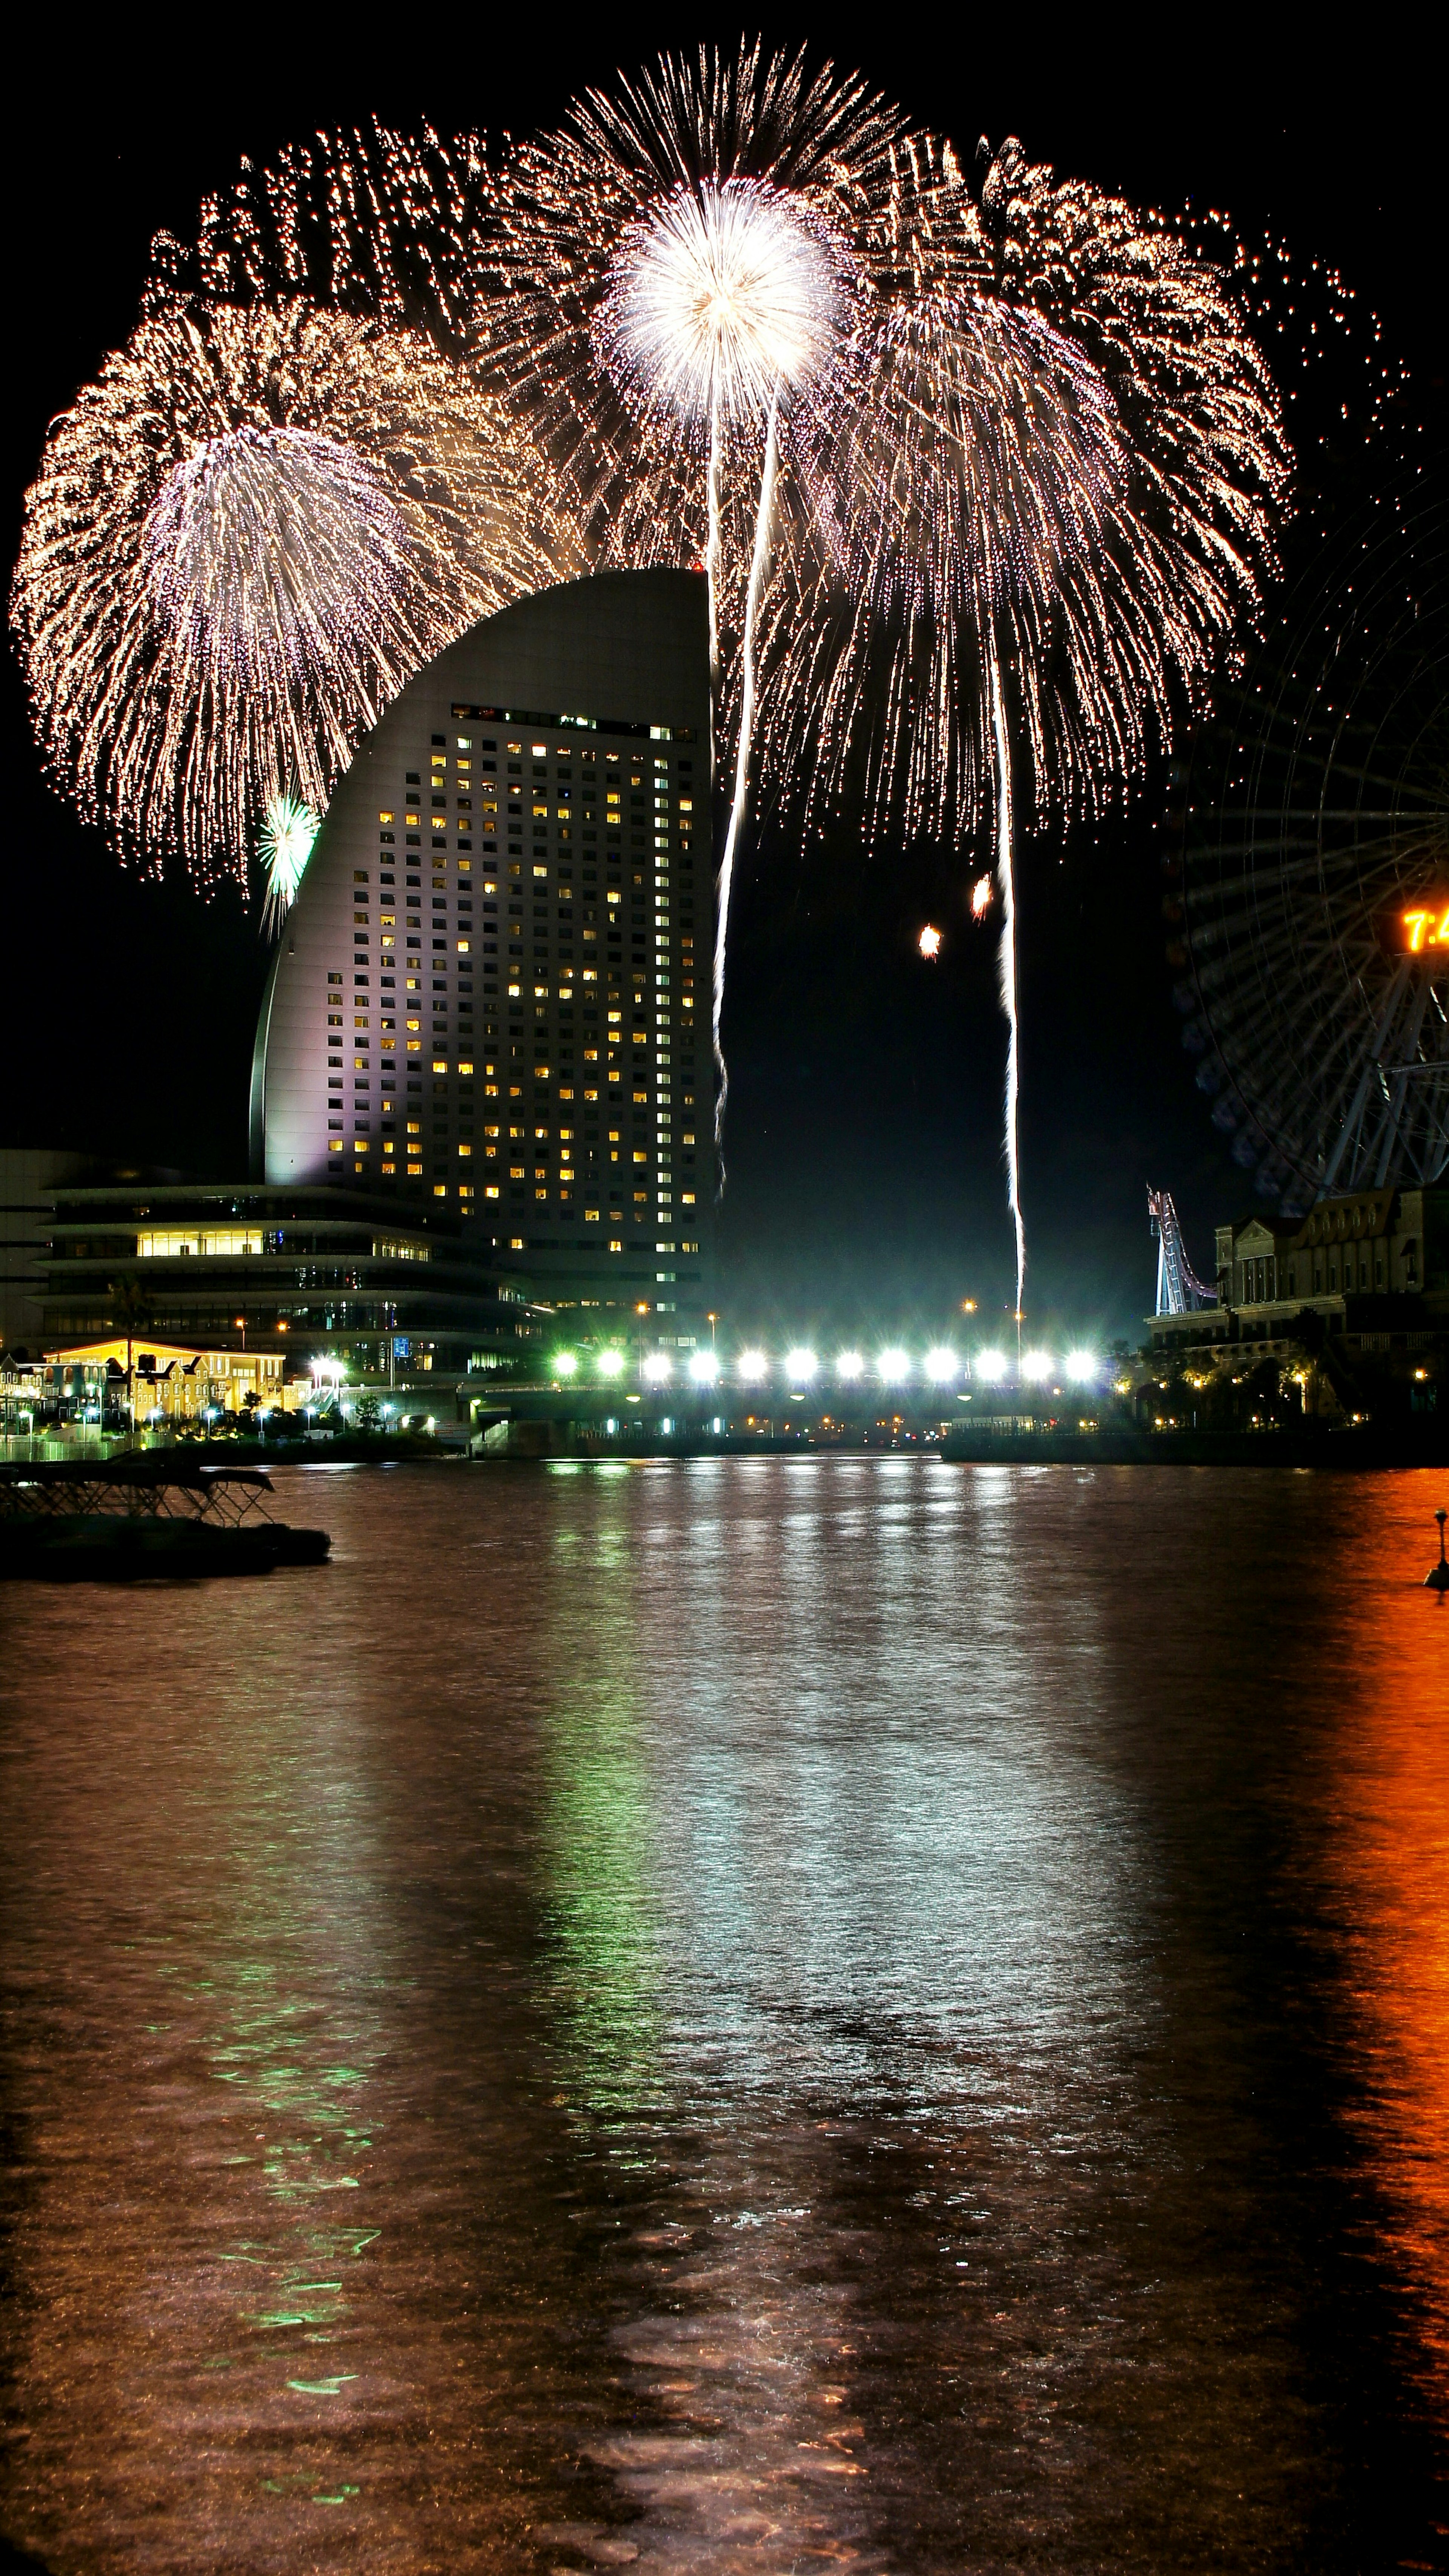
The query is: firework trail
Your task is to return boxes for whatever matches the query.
[478,43,915,1146]
[986,646,1023,1316]
[594,171,854,1126]
[761,132,1289,1305]
[54,70,1316,1308]
[11,299,564,887]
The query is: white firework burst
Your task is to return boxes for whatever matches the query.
[596,177,852,433]
[142,424,409,686]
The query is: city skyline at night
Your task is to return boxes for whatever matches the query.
[3,37,1441,1335]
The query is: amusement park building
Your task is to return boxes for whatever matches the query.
[1149,1184,1449,1375]
[251,568,716,1354]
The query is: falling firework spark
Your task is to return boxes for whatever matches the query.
[12,299,564,886]
[918,924,942,959]
[258,790,320,933]
[971,876,994,919]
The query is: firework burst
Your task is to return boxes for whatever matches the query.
[758,134,1289,1307]
[142,423,409,686]
[12,298,564,887]
[482,42,929,1135]
[145,118,497,346]
[257,789,320,934]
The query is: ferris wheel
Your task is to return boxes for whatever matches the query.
[1169,474,1449,1216]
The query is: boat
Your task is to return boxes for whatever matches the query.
[0,1454,330,1582]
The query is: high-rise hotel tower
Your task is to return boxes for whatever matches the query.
[252,570,715,1335]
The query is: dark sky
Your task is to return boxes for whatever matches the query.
[5,20,1442,1345]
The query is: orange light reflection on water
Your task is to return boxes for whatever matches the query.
[1321,1479,1449,2411]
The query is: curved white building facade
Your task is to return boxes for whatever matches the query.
[252,569,714,1323]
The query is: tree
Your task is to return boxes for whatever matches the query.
[104,1274,154,1438]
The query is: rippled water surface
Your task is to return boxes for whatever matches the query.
[3,1458,1449,2573]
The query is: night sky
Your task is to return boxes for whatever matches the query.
[5,25,1442,1345]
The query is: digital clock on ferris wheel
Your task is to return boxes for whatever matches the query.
[1375,896,1449,967]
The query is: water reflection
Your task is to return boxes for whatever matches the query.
[1314,1480,1449,2417]
[1,1459,1447,2571]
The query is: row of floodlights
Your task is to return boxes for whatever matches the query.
[552,1347,1101,1388]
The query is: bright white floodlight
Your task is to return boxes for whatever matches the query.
[643,1352,672,1384]
[553,1351,578,1377]
[878,1346,911,1380]
[923,1346,958,1383]
[688,1349,720,1384]
[737,1348,769,1380]
[596,1348,625,1378]
[1065,1349,1099,1382]
[835,1350,864,1379]
[1021,1348,1053,1382]
[784,1346,818,1383]
[974,1348,1008,1383]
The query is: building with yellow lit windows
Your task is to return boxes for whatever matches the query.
[251,569,715,1348]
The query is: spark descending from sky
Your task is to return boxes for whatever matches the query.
[11,299,563,888]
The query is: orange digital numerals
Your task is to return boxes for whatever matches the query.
[1401,905,1449,953]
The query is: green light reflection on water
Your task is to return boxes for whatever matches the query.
[537,1505,669,2116]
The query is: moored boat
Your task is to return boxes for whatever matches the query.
[0,1455,330,1582]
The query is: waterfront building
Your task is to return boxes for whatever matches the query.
[1,1150,92,1353]
[40,1336,292,1429]
[252,567,715,1356]
[1146,1183,1448,1418]
[38,1180,543,1386]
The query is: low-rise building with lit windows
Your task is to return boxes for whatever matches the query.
[41,1336,292,1428]
[250,566,715,1359]
[1145,1184,1449,1420]
[37,1181,544,1386]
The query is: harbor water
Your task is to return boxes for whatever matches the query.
[1,1458,1447,2572]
